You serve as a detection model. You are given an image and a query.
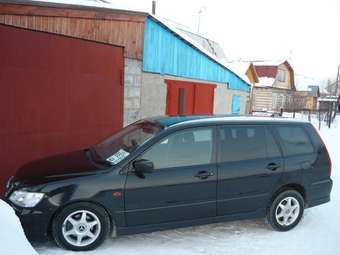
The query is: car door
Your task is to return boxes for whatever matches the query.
[272,125,315,192]
[124,126,217,226]
[217,125,284,216]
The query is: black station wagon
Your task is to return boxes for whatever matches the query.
[5,116,333,251]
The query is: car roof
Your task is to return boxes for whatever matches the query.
[148,115,309,128]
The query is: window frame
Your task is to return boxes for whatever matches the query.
[135,125,217,171]
[272,124,316,157]
[277,68,286,82]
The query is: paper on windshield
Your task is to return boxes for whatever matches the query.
[106,149,130,164]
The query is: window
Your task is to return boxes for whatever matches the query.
[218,126,266,162]
[141,128,213,169]
[274,126,314,156]
[277,69,286,82]
[92,120,164,164]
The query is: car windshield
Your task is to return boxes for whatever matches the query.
[91,120,164,165]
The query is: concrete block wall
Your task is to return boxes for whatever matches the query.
[140,72,167,119]
[124,58,143,126]
[214,84,250,115]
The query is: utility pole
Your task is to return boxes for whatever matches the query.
[332,65,340,121]
[334,65,340,96]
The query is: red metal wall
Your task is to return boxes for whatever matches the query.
[0,25,124,195]
[166,80,216,115]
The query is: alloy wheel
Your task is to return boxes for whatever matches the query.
[62,210,101,247]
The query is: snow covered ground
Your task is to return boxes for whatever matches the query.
[2,116,339,255]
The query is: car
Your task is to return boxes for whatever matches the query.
[5,115,333,251]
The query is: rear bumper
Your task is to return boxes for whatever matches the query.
[306,179,333,208]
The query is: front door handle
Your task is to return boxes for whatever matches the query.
[195,171,214,180]
[266,163,280,171]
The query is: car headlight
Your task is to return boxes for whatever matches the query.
[9,190,44,208]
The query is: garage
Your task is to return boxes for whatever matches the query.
[166,80,216,115]
[0,25,124,194]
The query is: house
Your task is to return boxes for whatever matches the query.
[246,60,297,112]
[0,0,250,194]
[294,85,320,111]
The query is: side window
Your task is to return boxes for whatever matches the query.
[274,126,314,156]
[218,126,266,162]
[141,128,213,169]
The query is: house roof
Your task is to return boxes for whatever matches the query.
[0,0,250,88]
[175,28,227,60]
[225,62,252,84]
[254,65,278,78]
[252,60,296,90]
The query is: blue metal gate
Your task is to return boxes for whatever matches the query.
[232,95,241,115]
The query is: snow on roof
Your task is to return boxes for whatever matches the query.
[256,77,275,87]
[154,17,250,87]
[175,28,227,60]
[318,97,338,102]
[225,62,252,84]
[30,0,149,12]
[251,60,285,66]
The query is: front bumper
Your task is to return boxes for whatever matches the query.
[5,199,54,242]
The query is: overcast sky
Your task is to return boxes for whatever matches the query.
[108,0,340,85]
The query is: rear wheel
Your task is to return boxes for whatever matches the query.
[52,202,111,251]
[267,190,304,231]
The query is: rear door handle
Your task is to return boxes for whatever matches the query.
[195,171,214,180]
[266,163,280,171]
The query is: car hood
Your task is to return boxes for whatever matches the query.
[13,149,111,186]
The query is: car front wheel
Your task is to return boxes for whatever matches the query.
[52,202,111,251]
[267,190,304,231]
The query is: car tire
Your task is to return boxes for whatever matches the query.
[52,202,111,251]
[267,190,304,231]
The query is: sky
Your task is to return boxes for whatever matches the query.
[38,0,340,86]
[101,0,340,86]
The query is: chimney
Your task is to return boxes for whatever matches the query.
[152,0,156,15]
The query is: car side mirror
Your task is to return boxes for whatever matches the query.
[133,159,154,178]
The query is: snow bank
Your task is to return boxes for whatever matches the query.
[0,199,38,255]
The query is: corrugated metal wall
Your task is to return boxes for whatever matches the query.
[0,3,146,59]
[0,25,124,195]
[143,17,250,92]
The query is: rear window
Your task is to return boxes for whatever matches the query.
[274,126,314,156]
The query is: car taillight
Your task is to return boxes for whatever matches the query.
[312,126,332,176]
[319,137,332,176]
